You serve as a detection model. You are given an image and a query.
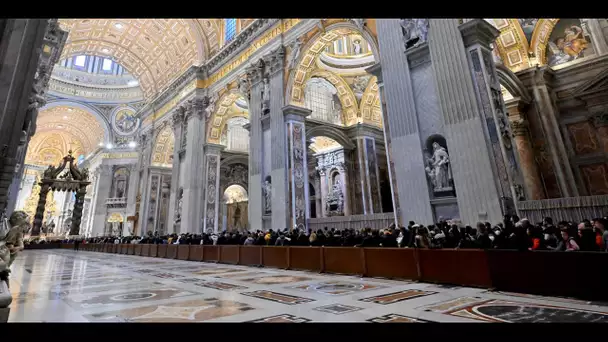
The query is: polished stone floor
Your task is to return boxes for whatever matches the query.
[6,249,608,322]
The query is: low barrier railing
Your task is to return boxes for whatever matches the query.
[62,243,608,301]
[517,195,608,223]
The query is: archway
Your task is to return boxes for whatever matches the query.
[222,184,248,232]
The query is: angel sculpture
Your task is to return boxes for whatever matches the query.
[204,93,219,119]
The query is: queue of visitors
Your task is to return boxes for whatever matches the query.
[70,215,608,253]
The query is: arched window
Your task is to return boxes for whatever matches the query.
[225,117,249,152]
[224,19,237,44]
[304,77,342,125]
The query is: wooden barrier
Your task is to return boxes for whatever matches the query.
[134,244,142,256]
[189,246,204,261]
[24,243,61,250]
[203,246,220,262]
[121,244,129,254]
[487,250,608,301]
[177,245,190,260]
[141,244,149,256]
[364,248,419,280]
[157,245,167,258]
[149,244,158,257]
[166,245,178,259]
[263,247,289,269]
[418,249,492,288]
[219,246,239,264]
[239,246,262,266]
[128,245,135,255]
[324,247,365,275]
[289,247,322,272]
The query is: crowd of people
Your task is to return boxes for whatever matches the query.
[71,215,608,253]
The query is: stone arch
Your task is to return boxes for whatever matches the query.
[530,19,560,66]
[305,69,359,126]
[306,125,355,150]
[220,157,249,194]
[151,125,175,167]
[207,90,249,144]
[488,19,532,72]
[287,22,380,109]
[495,63,532,103]
[42,100,113,143]
[359,75,383,127]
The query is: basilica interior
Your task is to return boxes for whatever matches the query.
[2,17,608,324]
[2,18,607,237]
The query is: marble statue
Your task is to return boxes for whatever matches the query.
[400,19,430,50]
[204,93,219,119]
[287,38,303,70]
[175,188,183,221]
[353,39,362,54]
[238,78,250,98]
[261,78,270,113]
[0,211,30,270]
[426,142,453,192]
[325,179,344,215]
[263,179,272,213]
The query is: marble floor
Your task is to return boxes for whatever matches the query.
[5,249,608,323]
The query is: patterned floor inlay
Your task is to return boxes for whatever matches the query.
[239,275,314,285]
[173,278,206,284]
[151,273,185,279]
[313,304,363,315]
[421,297,608,323]
[248,314,311,323]
[290,281,383,296]
[367,314,429,323]
[84,298,254,322]
[242,290,315,305]
[133,269,157,274]
[63,287,199,309]
[10,250,608,323]
[214,271,270,279]
[196,281,247,291]
[190,268,244,276]
[359,290,437,305]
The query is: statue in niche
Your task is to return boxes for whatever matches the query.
[353,39,362,54]
[263,176,272,214]
[287,38,303,70]
[400,19,429,50]
[238,78,250,99]
[233,205,242,230]
[325,177,344,215]
[261,77,270,114]
[426,142,453,192]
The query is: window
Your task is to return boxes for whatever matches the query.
[74,55,86,67]
[224,18,237,43]
[102,58,113,71]
[305,78,341,125]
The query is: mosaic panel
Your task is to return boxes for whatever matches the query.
[359,290,437,305]
[242,290,315,305]
[289,281,384,296]
[248,314,311,323]
[85,298,254,322]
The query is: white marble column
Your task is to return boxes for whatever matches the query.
[428,19,505,223]
[181,98,207,233]
[582,19,608,56]
[354,137,383,214]
[460,19,522,214]
[318,169,328,217]
[366,63,399,226]
[0,19,50,210]
[90,164,112,237]
[375,19,434,224]
[246,61,265,231]
[166,107,185,233]
[283,105,311,231]
[202,143,224,233]
[135,132,154,233]
[266,46,290,231]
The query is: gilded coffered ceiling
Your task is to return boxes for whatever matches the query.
[58,19,222,100]
[25,105,107,166]
[310,136,342,154]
